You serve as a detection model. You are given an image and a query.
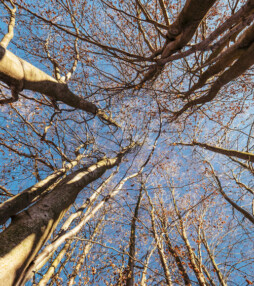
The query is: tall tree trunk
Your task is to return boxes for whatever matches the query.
[126,189,143,286]
[0,144,134,286]
[0,153,85,225]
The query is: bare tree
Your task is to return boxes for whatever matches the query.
[0,0,254,285]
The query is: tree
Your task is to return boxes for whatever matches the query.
[0,0,254,285]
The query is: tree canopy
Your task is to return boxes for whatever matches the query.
[0,0,254,285]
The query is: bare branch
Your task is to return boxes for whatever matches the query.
[207,161,254,225]
[0,185,14,197]
[0,48,120,127]
[0,0,16,48]
[176,140,254,163]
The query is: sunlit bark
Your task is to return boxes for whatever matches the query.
[0,144,135,286]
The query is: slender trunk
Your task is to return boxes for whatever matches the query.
[159,203,191,286]
[192,141,254,163]
[163,232,191,285]
[37,240,72,286]
[126,189,143,286]
[201,231,227,286]
[172,192,207,286]
[209,164,254,224]
[67,217,104,286]
[197,256,216,286]
[146,190,173,286]
[140,246,156,286]
[48,240,78,286]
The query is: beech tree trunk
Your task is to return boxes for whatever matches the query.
[0,46,118,126]
[0,147,132,286]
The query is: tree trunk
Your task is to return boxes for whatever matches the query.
[0,46,118,126]
[0,146,132,286]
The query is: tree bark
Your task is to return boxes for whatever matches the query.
[126,189,143,286]
[0,46,119,126]
[0,145,133,286]
[0,154,85,225]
